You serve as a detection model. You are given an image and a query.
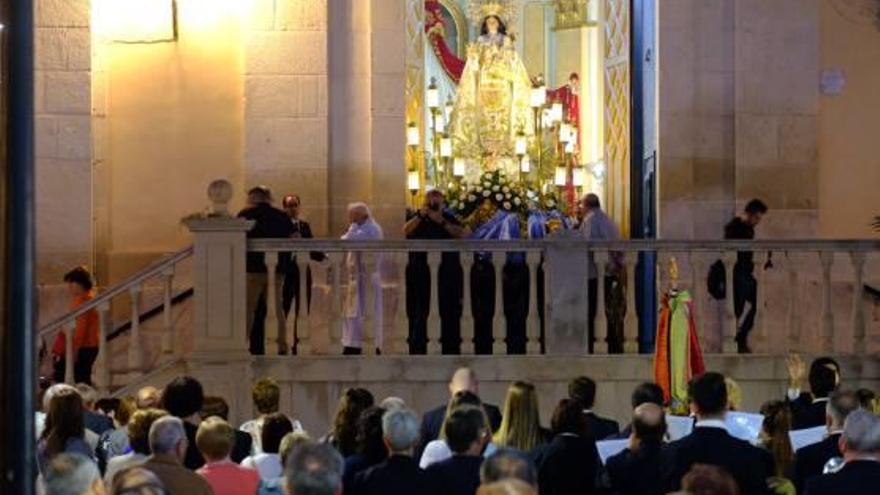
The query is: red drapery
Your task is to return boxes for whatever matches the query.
[425,0,466,84]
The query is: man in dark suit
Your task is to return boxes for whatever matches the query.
[569,376,619,441]
[417,368,501,458]
[534,398,600,495]
[352,408,426,495]
[238,186,295,355]
[606,402,667,495]
[663,372,773,494]
[610,382,665,440]
[787,356,841,430]
[793,389,860,493]
[424,405,488,495]
[804,409,880,494]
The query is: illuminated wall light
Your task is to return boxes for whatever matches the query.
[96,0,177,43]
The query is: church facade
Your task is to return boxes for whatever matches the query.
[30,0,880,289]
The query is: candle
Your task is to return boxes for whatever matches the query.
[407,170,420,191]
[520,155,531,173]
[440,137,453,158]
[573,167,585,187]
[554,166,567,186]
[515,135,528,156]
[453,158,466,177]
[406,125,420,147]
[530,87,546,108]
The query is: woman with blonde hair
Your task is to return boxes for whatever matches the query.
[493,382,547,451]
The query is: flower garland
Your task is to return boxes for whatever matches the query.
[445,169,565,229]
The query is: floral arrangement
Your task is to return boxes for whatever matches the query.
[445,169,564,229]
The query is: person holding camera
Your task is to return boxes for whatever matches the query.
[404,189,470,354]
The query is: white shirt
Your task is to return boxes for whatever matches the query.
[240,417,304,455]
[241,452,283,480]
[418,439,498,469]
[694,419,728,431]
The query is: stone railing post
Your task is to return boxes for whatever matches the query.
[184,180,256,426]
[185,216,254,356]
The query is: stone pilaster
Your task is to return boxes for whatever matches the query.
[244,0,330,235]
[34,0,92,282]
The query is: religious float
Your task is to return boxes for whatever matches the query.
[407,0,606,240]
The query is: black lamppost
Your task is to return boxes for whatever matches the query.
[3,0,37,492]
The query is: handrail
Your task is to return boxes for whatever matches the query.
[38,246,194,338]
[249,238,880,253]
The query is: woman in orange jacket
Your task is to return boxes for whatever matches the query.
[52,267,99,384]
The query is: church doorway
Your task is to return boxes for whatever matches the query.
[404,0,641,238]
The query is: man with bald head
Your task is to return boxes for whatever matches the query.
[416,368,502,458]
[136,386,160,409]
[605,402,667,495]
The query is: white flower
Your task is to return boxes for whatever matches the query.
[527,190,536,199]
[476,185,483,192]
[492,185,500,192]
[514,197,522,205]
[502,186,509,193]
[495,193,503,201]
[503,202,512,210]
[468,194,476,202]
[483,190,491,197]
[505,193,511,199]
[547,200,556,207]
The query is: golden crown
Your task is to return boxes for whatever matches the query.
[468,0,519,27]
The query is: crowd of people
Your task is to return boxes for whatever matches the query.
[35,358,880,495]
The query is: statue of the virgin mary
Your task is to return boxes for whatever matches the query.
[449,1,534,175]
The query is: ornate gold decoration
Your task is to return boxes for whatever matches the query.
[405,0,426,203]
[468,0,519,27]
[604,0,631,237]
[554,0,591,30]
[449,34,534,169]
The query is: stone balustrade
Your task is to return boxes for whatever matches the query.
[236,236,880,357]
[37,247,193,392]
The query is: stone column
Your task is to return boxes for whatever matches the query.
[328,0,373,235]
[34,0,93,282]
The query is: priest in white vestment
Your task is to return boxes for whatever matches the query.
[341,202,384,354]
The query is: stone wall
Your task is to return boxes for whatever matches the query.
[734,0,819,238]
[818,2,880,239]
[659,0,820,239]
[35,0,92,282]
[177,354,880,434]
[244,0,329,235]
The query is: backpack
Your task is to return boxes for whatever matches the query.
[707,260,726,300]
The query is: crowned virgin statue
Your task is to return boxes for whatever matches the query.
[449,1,534,176]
